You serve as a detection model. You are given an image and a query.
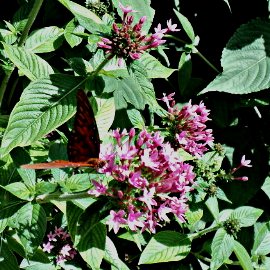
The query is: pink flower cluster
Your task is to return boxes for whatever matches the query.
[160,93,214,157]
[97,3,180,64]
[89,128,195,233]
[42,226,77,265]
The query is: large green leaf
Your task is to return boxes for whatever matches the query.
[113,77,145,110]
[0,240,19,270]
[64,19,84,48]
[15,202,47,256]
[210,228,235,270]
[139,231,191,264]
[95,96,115,139]
[138,53,176,79]
[77,222,106,270]
[25,26,64,53]
[57,0,108,33]
[231,206,263,227]
[252,222,270,256]
[129,61,158,110]
[2,182,32,200]
[0,74,83,157]
[111,0,154,32]
[200,19,270,95]
[261,176,270,199]
[104,236,130,270]
[233,240,253,270]
[174,9,195,42]
[2,43,54,81]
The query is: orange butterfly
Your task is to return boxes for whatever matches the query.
[21,90,104,169]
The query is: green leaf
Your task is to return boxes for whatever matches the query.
[129,61,158,109]
[58,0,108,33]
[0,74,83,157]
[95,96,115,139]
[205,196,219,220]
[112,0,154,33]
[17,168,36,189]
[77,222,106,270]
[64,173,91,192]
[19,249,55,269]
[64,19,85,48]
[200,19,270,95]
[113,77,145,110]
[210,228,235,270]
[139,231,191,264]
[173,9,195,42]
[127,108,145,129]
[2,182,32,200]
[66,201,84,242]
[233,240,253,270]
[104,236,130,270]
[252,222,270,256]
[138,53,176,79]
[0,204,22,233]
[216,188,232,204]
[15,202,47,256]
[75,201,107,269]
[25,26,64,53]
[178,52,192,97]
[2,43,54,81]
[231,206,263,227]
[0,240,19,270]
[261,176,270,199]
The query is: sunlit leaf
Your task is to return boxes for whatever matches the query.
[2,43,54,80]
[0,74,83,157]
[25,26,64,53]
[210,228,235,270]
[200,19,270,95]
[139,231,191,264]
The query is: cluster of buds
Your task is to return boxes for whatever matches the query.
[159,93,214,157]
[42,227,77,265]
[89,128,195,233]
[97,3,180,65]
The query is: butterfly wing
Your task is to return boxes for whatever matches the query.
[68,89,100,162]
[21,90,102,169]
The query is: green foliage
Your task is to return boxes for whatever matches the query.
[0,0,270,269]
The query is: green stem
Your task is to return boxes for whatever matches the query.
[165,35,220,74]
[18,0,45,46]
[0,68,14,109]
[36,191,93,204]
[189,224,221,240]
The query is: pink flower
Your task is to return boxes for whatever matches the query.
[42,242,54,253]
[88,180,108,197]
[47,231,57,242]
[241,155,252,167]
[119,2,136,15]
[127,210,144,231]
[60,244,72,257]
[166,19,181,32]
[138,187,157,211]
[107,210,127,234]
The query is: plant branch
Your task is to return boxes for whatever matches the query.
[36,191,93,204]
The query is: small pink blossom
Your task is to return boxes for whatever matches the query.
[107,210,127,234]
[241,155,252,167]
[88,180,108,197]
[43,242,54,253]
[166,19,181,32]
